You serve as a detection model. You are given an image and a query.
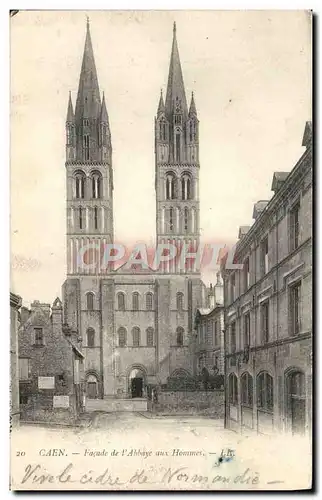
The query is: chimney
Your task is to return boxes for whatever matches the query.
[271,172,289,194]
[252,200,269,220]
[238,226,250,240]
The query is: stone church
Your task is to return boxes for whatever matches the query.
[62,20,206,400]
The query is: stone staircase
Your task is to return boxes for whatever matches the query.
[85,397,148,413]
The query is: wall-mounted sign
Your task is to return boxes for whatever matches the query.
[53,395,69,409]
[38,376,55,389]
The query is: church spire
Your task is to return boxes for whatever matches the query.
[165,22,188,119]
[66,91,74,122]
[75,18,101,122]
[100,91,109,122]
[189,91,197,117]
[157,89,165,116]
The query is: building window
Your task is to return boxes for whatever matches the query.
[84,134,89,161]
[176,327,184,346]
[176,133,181,161]
[184,207,189,231]
[166,173,176,200]
[79,207,83,229]
[228,373,238,405]
[146,292,153,310]
[257,372,273,412]
[34,327,44,346]
[261,301,269,344]
[230,273,236,303]
[132,327,140,347]
[230,322,236,354]
[290,281,301,335]
[86,292,94,311]
[132,292,139,311]
[87,328,95,347]
[118,327,127,347]
[19,358,30,380]
[290,201,300,252]
[244,257,250,291]
[176,292,184,311]
[214,320,219,346]
[75,172,85,199]
[181,174,192,200]
[244,312,250,347]
[83,119,89,127]
[241,372,253,407]
[117,292,125,311]
[67,125,73,145]
[169,207,174,231]
[261,236,269,276]
[94,207,98,230]
[146,327,154,347]
[92,172,101,199]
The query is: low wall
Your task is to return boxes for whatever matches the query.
[154,390,224,418]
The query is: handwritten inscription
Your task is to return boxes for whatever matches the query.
[20,463,260,487]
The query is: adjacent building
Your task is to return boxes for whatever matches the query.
[63,21,205,401]
[194,273,225,380]
[10,292,22,428]
[222,121,312,435]
[18,298,85,423]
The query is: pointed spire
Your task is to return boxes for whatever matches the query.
[165,22,188,119]
[189,91,197,117]
[100,91,109,122]
[75,18,101,122]
[66,91,74,122]
[157,89,165,116]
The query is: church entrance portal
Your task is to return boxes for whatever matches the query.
[129,368,145,398]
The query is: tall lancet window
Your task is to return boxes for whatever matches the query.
[75,172,85,199]
[84,134,89,161]
[166,173,176,200]
[184,207,189,232]
[67,125,73,145]
[94,207,98,230]
[101,124,107,146]
[169,207,174,232]
[92,172,101,199]
[175,133,181,162]
[182,174,192,200]
[79,207,83,229]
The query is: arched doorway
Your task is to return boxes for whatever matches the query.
[129,367,146,399]
[286,370,306,434]
[86,374,98,399]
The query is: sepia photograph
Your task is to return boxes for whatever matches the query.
[10,9,312,491]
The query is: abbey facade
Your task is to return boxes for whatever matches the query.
[62,21,205,399]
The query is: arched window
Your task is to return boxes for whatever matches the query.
[87,328,95,347]
[79,207,83,229]
[166,173,177,200]
[229,373,238,405]
[86,292,94,311]
[146,327,154,347]
[132,327,140,347]
[91,172,102,199]
[86,374,98,398]
[241,372,253,407]
[257,372,274,412]
[132,292,139,311]
[169,207,174,231]
[176,327,184,346]
[83,134,89,161]
[118,327,127,347]
[75,171,85,199]
[94,207,98,230]
[184,207,189,232]
[181,174,192,200]
[117,292,125,311]
[176,292,184,311]
[146,293,153,310]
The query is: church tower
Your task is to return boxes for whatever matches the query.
[155,23,200,274]
[65,19,113,276]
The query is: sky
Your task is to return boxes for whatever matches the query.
[10,10,312,306]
